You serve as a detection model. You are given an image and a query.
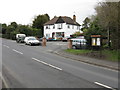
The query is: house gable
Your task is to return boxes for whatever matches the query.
[56,16,65,24]
[44,16,80,26]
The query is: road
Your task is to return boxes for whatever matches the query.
[1,38,118,89]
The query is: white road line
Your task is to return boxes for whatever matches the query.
[12,49,23,55]
[94,82,116,90]
[0,73,9,88]
[3,45,9,48]
[32,58,62,71]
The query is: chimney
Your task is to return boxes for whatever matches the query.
[73,15,76,22]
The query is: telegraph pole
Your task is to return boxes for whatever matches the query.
[108,22,110,49]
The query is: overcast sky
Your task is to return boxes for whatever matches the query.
[0,0,102,25]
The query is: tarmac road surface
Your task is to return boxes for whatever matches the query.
[1,38,118,89]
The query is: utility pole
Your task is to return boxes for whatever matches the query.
[108,22,110,49]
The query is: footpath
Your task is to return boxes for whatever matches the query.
[53,50,119,71]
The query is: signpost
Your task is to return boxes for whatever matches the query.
[91,35,102,50]
[91,35,102,57]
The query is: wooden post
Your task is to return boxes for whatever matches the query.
[42,37,46,46]
[68,39,72,49]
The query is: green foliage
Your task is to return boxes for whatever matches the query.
[65,49,92,55]
[81,17,90,31]
[2,22,43,39]
[82,1,119,50]
[65,49,119,62]
[103,50,119,61]
[32,14,50,37]
[72,32,83,37]
[10,31,20,40]
[82,17,103,48]
[10,22,18,29]
[2,24,7,34]
[1,14,50,39]
[118,49,120,61]
[95,1,119,50]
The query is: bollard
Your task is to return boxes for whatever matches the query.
[42,37,46,46]
[68,39,72,49]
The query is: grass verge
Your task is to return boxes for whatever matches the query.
[103,50,119,62]
[65,49,92,55]
[65,49,119,62]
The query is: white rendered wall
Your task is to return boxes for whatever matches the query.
[44,23,80,38]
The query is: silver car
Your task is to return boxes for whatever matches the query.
[71,38,86,49]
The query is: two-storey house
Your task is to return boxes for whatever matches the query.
[44,15,81,40]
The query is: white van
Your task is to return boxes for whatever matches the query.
[16,34,26,39]
[16,34,26,43]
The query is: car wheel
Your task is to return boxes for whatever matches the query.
[72,45,76,49]
[29,43,32,46]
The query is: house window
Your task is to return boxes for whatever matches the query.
[68,25,70,29]
[53,25,55,29]
[72,25,74,29]
[46,34,50,39]
[57,24,62,29]
[48,25,50,29]
[77,26,80,30]
[46,26,48,29]
[46,25,50,29]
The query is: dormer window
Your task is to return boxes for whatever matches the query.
[57,24,62,29]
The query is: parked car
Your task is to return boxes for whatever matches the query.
[71,38,86,49]
[16,34,26,43]
[47,38,55,41]
[24,36,41,46]
[39,37,43,41]
[62,36,72,42]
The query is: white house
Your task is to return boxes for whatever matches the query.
[44,15,81,40]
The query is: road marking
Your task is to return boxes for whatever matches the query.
[0,73,9,88]
[32,58,62,71]
[3,45,9,48]
[94,82,116,90]
[58,53,118,72]
[12,49,23,55]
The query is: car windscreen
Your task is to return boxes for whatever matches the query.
[28,38,36,41]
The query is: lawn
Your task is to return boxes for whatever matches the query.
[65,49,92,55]
[65,49,119,62]
[103,50,119,62]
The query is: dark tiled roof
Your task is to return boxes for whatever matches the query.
[44,16,80,26]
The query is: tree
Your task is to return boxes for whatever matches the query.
[32,14,50,36]
[95,1,119,50]
[2,24,7,34]
[81,17,90,31]
[72,31,83,37]
[10,22,18,29]
[83,17,103,48]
